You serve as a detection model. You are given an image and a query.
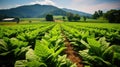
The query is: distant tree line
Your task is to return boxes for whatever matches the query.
[92,10,103,19]
[92,9,120,23]
[67,12,81,21]
[104,9,120,23]
[45,13,81,22]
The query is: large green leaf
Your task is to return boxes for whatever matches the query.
[56,55,77,67]
[26,61,47,67]
[0,39,8,52]
[79,50,96,62]
[112,45,120,53]
[87,38,102,56]
[34,40,53,59]
[10,38,28,48]
[15,46,30,59]
[15,60,47,67]
[15,60,27,67]
[54,39,64,51]
[80,39,90,48]
[102,46,114,62]
[79,50,112,66]
[98,37,110,52]
[52,47,66,59]
[87,38,101,48]
[26,49,39,61]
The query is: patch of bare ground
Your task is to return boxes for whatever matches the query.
[61,30,84,67]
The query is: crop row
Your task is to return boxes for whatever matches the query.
[0,23,76,67]
[61,24,120,67]
[64,23,120,45]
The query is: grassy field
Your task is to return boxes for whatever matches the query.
[65,22,120,29]
[0,17,118,27]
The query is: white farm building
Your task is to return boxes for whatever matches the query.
[2,18,18,22]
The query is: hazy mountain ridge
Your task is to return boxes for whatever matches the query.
[0,4,92,18]
[62,8,92,17]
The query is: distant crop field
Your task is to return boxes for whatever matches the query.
[20,18,45,21]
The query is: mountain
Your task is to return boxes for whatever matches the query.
[62,8,92,17]
[0,4,67,18]
[0,4,92,18]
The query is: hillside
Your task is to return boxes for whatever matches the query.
[0,4,92,18]
[62,8,92,17]
[0,4,66,18]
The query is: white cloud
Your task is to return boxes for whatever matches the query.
[30,0,55,5]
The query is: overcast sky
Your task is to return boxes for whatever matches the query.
[0,0,120,14]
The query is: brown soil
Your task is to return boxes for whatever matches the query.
[62,31,84,67]
[54,20,63,22]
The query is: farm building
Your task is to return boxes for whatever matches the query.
[2,18,19,22]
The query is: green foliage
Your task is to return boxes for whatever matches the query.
[15,18,20,24]
[15,60,27,67]
[15,48,47,67]
[34,24,66,61]
[92,10,103,19]
[15,60,47,67]
[34,40,53,59]
[0,38,30,67]
[79,37,120,67]
[56,55,77,67]
[73,14,80,21]
[0,22,120,67]
[104,9,120,23]
[67,13,80,21]
[83,16,87,21]
[61,23,120,67]
[33,24,66,66]
[62,16,66,21]
[87,38,101,56]
[46,14,54,21]
[26,49,40,61]
[67,12,74,21]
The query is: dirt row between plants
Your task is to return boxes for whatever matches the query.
[61,30,84,67]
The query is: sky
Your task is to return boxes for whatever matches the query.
[0,0,120,14]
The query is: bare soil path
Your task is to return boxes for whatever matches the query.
[61,30,84,67]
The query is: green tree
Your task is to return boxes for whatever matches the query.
[83,16,87,21]
[29,20,32,23]
[62,16,65,21]
[98,10,103,17]
[67,12,74,21]
[93,10,103,19]
[46,14,54,21]
[67,13,80,21]
[15,18,20,24]
[104,9,120,23]
[93,11,99,19]
[73,14,80,21]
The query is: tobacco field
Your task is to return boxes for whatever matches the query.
[0,22,120,67]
